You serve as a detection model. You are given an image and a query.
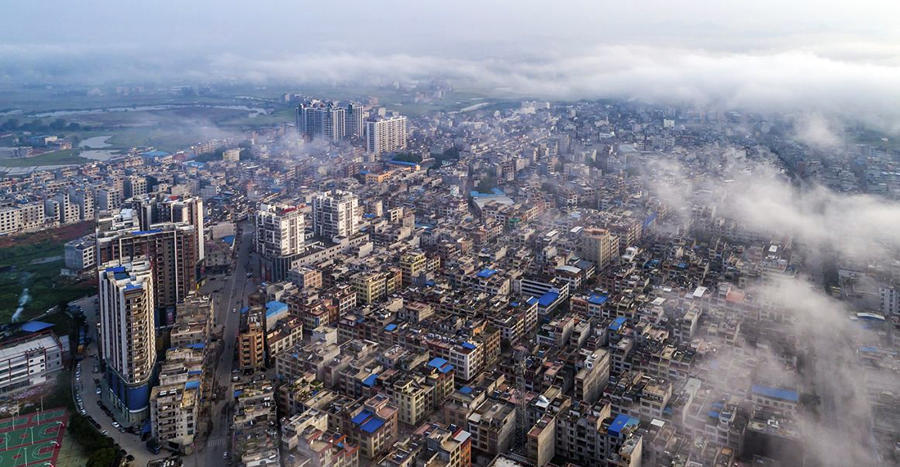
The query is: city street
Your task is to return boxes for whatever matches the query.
[76,345,166,467]
[71,223,256,467]
[71,296,167,466]
[189,223,255,467]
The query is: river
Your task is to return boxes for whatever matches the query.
[31,103,268,118]
[78,135,120,161]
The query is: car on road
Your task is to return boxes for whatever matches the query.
[96,387,102,395]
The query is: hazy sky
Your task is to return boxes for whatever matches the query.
[2,1,900,129]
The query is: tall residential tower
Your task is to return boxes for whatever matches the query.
[366,115,408,155]
[312,190,360,240]
[99,258,156,427]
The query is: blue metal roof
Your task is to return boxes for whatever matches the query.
[428,357,448,368]
[459,386,473,395]
[20,321,54,333]
[360,417,385,433]
[476,268,497,278]
[362,374,378,387]
[609,316,626,331]
[538,291,560,307]
[587,293,608,305]
[266,301,288,317]
[188,343,205,349]
[233,390,243,398]
[461,342,477,350]
[526,296,538,305]
[185,381,200,390]
[751,385,799,402]
[608,413,639,436]
[221,235,235,246]
[384,323,398,332]
[351,409,373,425]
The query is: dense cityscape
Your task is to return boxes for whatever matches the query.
[0,86,897,467]
[1,2,899,467]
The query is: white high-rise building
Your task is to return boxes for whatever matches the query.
[256,204,305,257]
[366,115,408,155]
[297,101,346,142]
[346,102,366,138]
[98,258,156,427]
[312,191,360,240]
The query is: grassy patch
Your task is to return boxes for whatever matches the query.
[0,149,89,167]
[0,223,95,322]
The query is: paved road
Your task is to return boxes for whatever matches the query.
[76,346,167,467]
[75,223,256,467]
[72,295,167,466]
[190,223,255,467]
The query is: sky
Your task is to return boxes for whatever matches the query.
[2,0,900,130]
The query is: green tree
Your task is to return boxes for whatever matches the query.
[393,152,422,163]
[86,447,119,467]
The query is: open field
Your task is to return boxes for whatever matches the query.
[0,149,89,168]
[0,222,95,322]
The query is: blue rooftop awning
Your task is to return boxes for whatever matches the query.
[362,374,378,387]
[360,417,385,433]
[351,409,373,425]
[751,384,799,402]
[20,321,54,333]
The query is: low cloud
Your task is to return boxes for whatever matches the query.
[3,44,900,134]
[645,152,900,263]
[206,47,900,133]
[792,114,845,150]
[744,277,880,466]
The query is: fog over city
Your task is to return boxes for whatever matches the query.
[0,2,898,467]
[3,1,900,130]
